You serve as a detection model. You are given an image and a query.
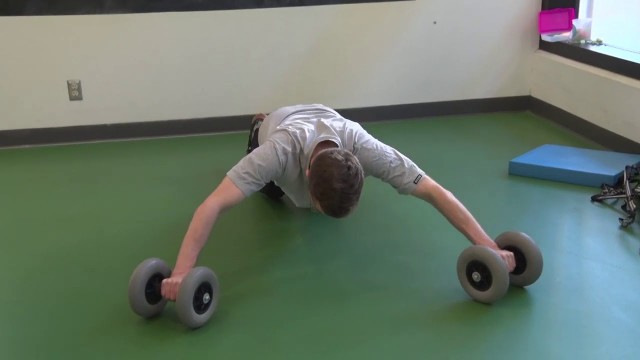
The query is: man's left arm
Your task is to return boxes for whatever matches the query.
[350,126,515,271]
[411,174,516,271]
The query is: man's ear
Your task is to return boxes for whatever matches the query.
[306,168,310,178]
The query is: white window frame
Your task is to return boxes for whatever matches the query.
[578,0,594,19]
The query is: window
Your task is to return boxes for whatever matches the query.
[579,0,640,55]
[539,0,640,81]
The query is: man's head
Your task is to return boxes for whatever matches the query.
[307,148,364,218]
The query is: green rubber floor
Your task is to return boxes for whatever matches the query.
[1,111,638,359]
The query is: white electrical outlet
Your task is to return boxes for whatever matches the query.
[67,80,83,101]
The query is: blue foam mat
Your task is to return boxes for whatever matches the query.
[508,144,640,187]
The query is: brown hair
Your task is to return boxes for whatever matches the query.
[308,149,364,218]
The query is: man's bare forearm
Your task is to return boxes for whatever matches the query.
[161,177,246,300]
[412,176,498,249]
[428,187,498,249]
[172,203,222,275]
[172,176,247,275]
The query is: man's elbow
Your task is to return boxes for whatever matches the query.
[197,193,227,219]
[413,177,450,204]
[195,200,220,220]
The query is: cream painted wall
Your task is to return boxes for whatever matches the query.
[530,50,640,144]
[0,1,540,131]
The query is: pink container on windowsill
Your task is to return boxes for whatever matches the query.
[539,8,575,34]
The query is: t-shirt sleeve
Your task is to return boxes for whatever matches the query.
[226,138,288,197]
[353,129,425,195]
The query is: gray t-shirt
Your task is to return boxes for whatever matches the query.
[227,104,425,208]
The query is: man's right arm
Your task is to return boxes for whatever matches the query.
[161,176,246,301]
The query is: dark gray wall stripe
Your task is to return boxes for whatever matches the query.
[1,96,638,153]
[0,96,529,148]
[1,0,410,16]
[337,96,531,122]
[0,115,250,147]
[529,97,640,153]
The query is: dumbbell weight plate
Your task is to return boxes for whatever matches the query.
[495,231,543,287]
[128,258,171,318]
[457,245,509,304]
[176,267,220,329]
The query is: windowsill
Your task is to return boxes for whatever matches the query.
[581,44,640,65]
[539,39,640,81]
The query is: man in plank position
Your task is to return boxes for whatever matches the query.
[161,104,515,299]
